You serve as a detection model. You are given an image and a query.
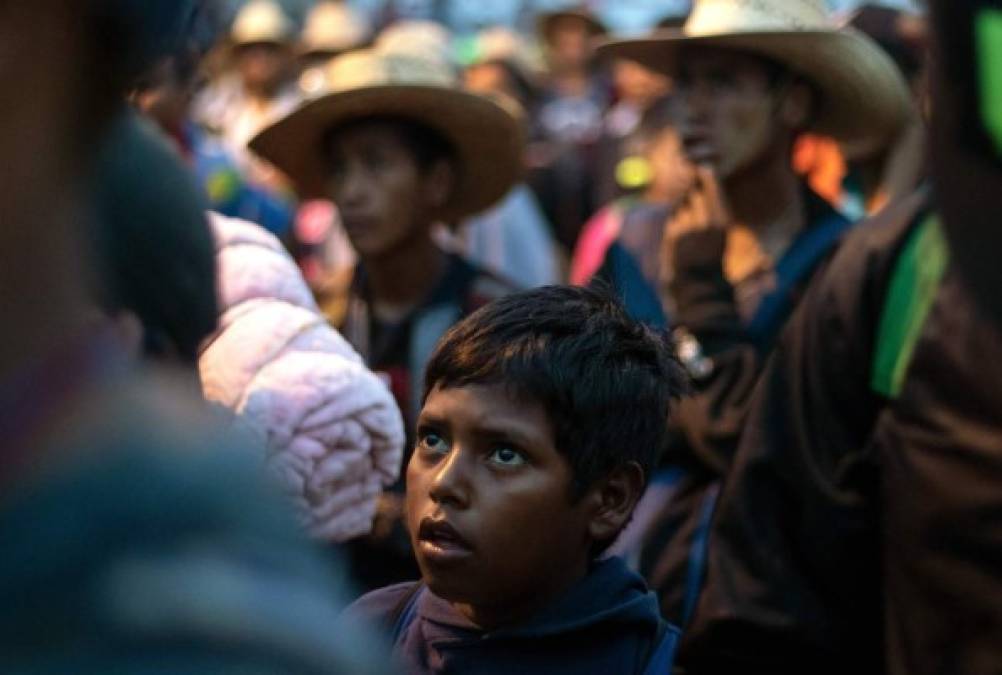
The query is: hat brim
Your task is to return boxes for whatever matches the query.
[599,28,912,152]
[249,86,524,220]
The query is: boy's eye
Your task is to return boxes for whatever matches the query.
[418,431,449,455]
[488,446,527,467]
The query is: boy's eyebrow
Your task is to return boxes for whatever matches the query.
[462,420,544,449]
[416,413,546,449]
[416,411,448,428]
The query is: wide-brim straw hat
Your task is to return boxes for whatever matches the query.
[249,50,524,221]
[231,0,294,46]
[300,1,371,57]
[598,0,912,152]
[537,8,608,41]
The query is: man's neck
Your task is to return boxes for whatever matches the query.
[724,151,805,237]
[364,234,447,320]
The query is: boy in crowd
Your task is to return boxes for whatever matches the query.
[250,49,522,587]
[347,285,687,674]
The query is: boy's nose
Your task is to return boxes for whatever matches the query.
[428,448,472,509]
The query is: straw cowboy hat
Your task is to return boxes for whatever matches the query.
[375,20,456,70]
[249,50,524,220]
[537,8,608,41]
[231,0,294,46]
[300,1,371,57]
[599,0,912,151]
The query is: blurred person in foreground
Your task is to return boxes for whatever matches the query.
[675,1,1002,672]
[250,49,521,589]
[456,26,562,287]
[0,2,386,673]
[531,6,611,251]
[600,0,912,626]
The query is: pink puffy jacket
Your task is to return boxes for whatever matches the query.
[200,213,405,542]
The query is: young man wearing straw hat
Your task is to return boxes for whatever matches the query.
[598,0,912,631]
[673,1,1002,672]
[250,48,521,589]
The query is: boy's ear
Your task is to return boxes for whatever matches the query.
[585,461,646,544]
[423,158,455,213]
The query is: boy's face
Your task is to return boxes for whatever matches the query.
[406,383,597,627]
[326,122,440,260]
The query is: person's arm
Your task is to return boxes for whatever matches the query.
[663,168,760,474]
[680,192,928,673]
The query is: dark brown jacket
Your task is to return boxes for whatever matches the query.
[682,188,1002,674]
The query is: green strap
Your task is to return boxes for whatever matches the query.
[977,8,1002,157]
[871,215,949,399]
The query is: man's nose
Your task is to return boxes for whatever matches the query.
[334,165,366,205]
[679,78,714,122]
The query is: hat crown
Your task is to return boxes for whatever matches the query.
[685,0,833,35]
[232,0,293,45]
[325,50,457,95]
[302,2,370,53]
[375,20,454,68]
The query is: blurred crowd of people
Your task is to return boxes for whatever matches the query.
[6,0,1002,673]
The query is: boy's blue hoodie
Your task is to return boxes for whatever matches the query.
[346,555,678,675]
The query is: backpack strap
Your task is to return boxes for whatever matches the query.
[681,482,722,628]
[641,623,682,675]
[871,215,949,399]
[389,583,424,646]
[746,210,853,348]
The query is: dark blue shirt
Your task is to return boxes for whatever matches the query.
[346,555,678,675]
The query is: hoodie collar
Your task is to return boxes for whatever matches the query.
[416,556,663,640]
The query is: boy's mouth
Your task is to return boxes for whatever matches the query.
[417,518,474,562]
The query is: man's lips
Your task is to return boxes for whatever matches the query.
[417,518,474,560]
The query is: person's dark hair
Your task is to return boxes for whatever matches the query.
[90,112,218,365]
[325,116,458,172]
[424,284,688,500]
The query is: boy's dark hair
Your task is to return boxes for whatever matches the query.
[325,116,458,172]
[424,284,688,499]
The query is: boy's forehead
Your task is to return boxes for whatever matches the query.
[423,383,555,437]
